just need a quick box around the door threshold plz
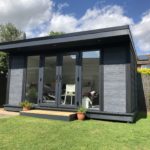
[35,106,76,112]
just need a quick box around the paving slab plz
[0,108,19,118]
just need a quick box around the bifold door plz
[38,55,58,107]
[38,53,80,108]
[58,53,78,108]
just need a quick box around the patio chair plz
[63,84,75,105]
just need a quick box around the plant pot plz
[23,107,31,111]
[77,112,85,120]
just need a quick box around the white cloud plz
[48,13,77,33]
[133,10,150,53]
[77,5,133,31]
[0,0,54,37]
[0,0,150,53]
[47,5,133,33]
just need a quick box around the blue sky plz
[0,0,150,55]
[54,0,150,23]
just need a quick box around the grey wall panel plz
[103,64,126,113]
[103,46,127,113]
[8,56,24,105]
[103,46,127,64]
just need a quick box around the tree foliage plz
[137,68,150,75]
[0,52,7,74]
[0,23,25,42]
[49,31,64,36]
[0,23,25,75]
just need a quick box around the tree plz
[0,52,7,74]
[0,23,25,42]
[49,31,64,36]
[0,23,25,75]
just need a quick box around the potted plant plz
[77,106,87,120]
[20,100,32,111]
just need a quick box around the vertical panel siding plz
[103,46,127,113]
[104,65,126,112]
[8,56,24,105]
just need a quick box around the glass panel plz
[42,56,56,105]
[61,55,76,106]
[26,56,39,103]
[82,51,100,110]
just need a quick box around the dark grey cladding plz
[8,56,24,105]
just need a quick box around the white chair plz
[63,84,75,105]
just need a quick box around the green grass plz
[0,114,150,150]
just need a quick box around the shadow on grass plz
[135,111,147,122]
[136,73,148,122]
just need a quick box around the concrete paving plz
[0,108,19,118]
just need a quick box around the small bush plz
[137,68,150,75]
[20,100,32,108]
[77,106,87,113]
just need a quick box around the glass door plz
[59,54,77,108]
[82,50,100,111]
[41,56,57,106]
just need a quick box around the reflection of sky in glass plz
[83,51,100,58]
[70,50,100,59]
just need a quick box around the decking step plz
[20,109,77,121]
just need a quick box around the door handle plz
[56,75,59,82]
[59,75,62,81]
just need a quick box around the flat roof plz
[0,25,137,57]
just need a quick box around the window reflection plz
[61,55,76,105]
[26,56,39,103]
[82,51,100,110]
[42,56,56,104]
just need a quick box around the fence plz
[137,74,150,111]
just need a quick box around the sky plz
[0,0,150,55]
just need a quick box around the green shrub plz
[20,100,32,108]
[137,68,150,75]
[77,106,87,113]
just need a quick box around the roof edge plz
[0,25,130,46]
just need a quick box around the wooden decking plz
[20,109,77,121]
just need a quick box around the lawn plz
[0,114,150,150]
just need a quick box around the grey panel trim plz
[0,29,130,50]
[86,113,135,122]
[4,105,22,112]
[21,56,27,102]
[128,27,138,59]
[5,56,11,104]
[38,55,44,104]
[75,66,79,106]
[126,64,131,113]
[77,66,82,106]
[57,66,62,106]
[99,65,104,111]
